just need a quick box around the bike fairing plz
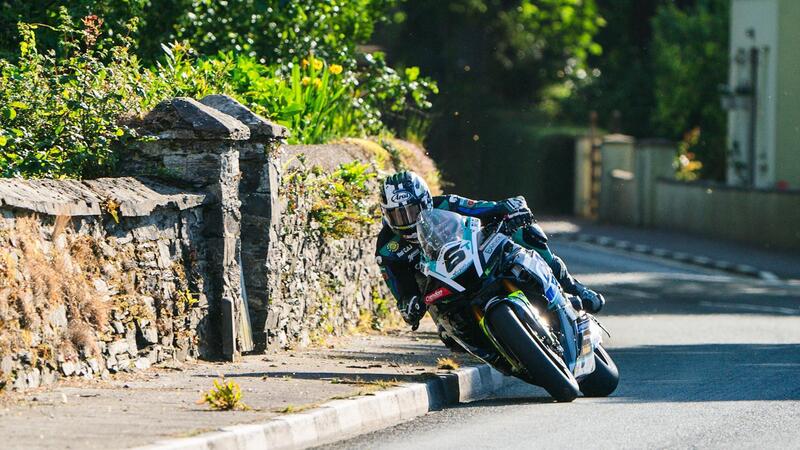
[375,194,598,318]
[412,209,615,400]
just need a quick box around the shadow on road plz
[597,276,800,317]
[477,343,800,406]
[608,343,800,402]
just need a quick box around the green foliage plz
[0,9,436,178]
[379,0,603,103]
[310,161,378,238]
[152,46,394,144]
[651,0,729,180]
[374,0,603,195]
[174,0,400,65]
[561,0,730,180]
[360,53,438,141]
[0,15,146,178]
[0,0,152,59]
[199,377,249,411]
[557,0,661,136]
[284,156,379,239]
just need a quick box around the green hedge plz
[0,9,436,179]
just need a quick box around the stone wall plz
[262,140,441,349]
[122,96,287,357]
[0,178,210,389]
[0,95,439,389]
[265,143,382,349]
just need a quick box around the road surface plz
[322,241,800,449]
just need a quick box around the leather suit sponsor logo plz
[480,233,504,259]
[424,286,453,305]
[397,244,414,256]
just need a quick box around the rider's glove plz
[501,197,533,231]
[578,287,605,313]
[401,296,426,329]
[505,209,533,231]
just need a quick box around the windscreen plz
[416,209,464,259]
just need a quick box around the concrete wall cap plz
[0,177,207,217]
[136,97,250,141]
[200,94,289,140]
[603,134,636,144]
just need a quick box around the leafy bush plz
[151,46,381,144]
[0,17,148,178]
[173,0,400,66]
[0,11,437,178]
[378,0,604,103]
[0,0,152,59]
[154,45,435,145]
[360,53,438,142]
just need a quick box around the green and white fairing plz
[415,208,603,381]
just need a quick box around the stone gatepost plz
[199,95,288,351]
[599,134,637,224]
[125,97,251,360]
[635,139,676,227]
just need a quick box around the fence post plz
[573,136,594,218]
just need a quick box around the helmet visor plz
[385,203,423,230]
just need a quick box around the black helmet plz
[380,171,433,242]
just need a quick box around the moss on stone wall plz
[265,139,439,350]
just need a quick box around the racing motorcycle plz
[416,209,619,402]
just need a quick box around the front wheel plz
[486,304,580,402]
[579,344,619,397]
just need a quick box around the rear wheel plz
[578,344,619,397]
[487,304,580,402]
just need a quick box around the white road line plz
[698,301,800,315]
[578,272,737,286]
[602,286,658,299]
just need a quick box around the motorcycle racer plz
[375,171,605,334]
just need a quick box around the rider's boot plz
[575,283,605,313]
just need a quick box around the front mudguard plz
[484,293,553,345]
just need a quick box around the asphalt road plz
[322,241,800,449]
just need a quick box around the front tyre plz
[578,344,619,397]
[487,304,580,402]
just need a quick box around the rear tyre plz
[578,344,619,397]
[487,304,580,402]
